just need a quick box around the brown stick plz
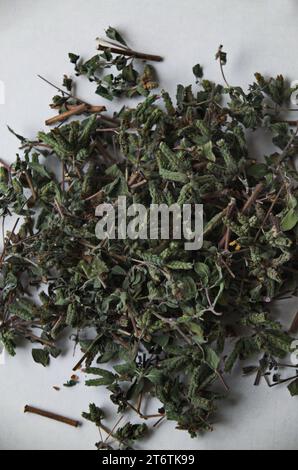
[38,74,118,126]
[220,199,236,250]
[24,405,80,428]
[83,189,103,202]
[98,114,120,125]
[24,171,37,202]
[289,311,298,334]
[54,198,64,218]
[66,104,106,113]
[241,183,264,214]
[130,179,147,189]
[128,172,140,186]
[111,332,130,350]
[45,104,106,126]
[97,44,163,62]
[20,142,51,150]
[72,335,101,371]
[254,184,283,241]
[17,328,56,348]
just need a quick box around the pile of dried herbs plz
[1,27,298,449]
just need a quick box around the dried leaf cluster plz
[1,27,298,449]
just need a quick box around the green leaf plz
[158,167,188,183]
[204,346,220,371]
[146,368,165,385]
[247,163,268,178]
[82,403,104,426]
[85,378,112,387]
[176,84,184,108]
[68,53,80,64]
[194,262,210,286]
[7,125,26,143]
[0,331,16,356]
[114,362,136,378]
[122,64,138,82]
[203,209,226,236]
[188,321,204,339]
[281,208,298,231]
[201,141,215,162]
[153,335,170,348]
[32,349,50,367]
[224,340,242,372]
[95,85,113,101]
[115,422,148,443]
[29,156,52,179]
[105,26,127,47]
[192,395,213,412]
[264,330,292,356]
[166,261,193,270]
[85,367,116,385]
[192,64,203,79]
[9,298,36,321]
[288,378,298,396]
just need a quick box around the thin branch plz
[45,103,106,126]
[254,184,284,241]
[289,311,298,334]
[152,311,192,344]
[37,74,89,106]
[24,171,37,202]
[24,405,80,428]
[72,335,101,371]
[97,41,163,62]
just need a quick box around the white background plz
[0,0,298,450]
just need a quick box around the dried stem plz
[289,311,298,334]
[24,405,80,427]
[83,189,103,202]
[16,328,55,348]
[152,311,192,345]
[101,415,124,447]
[0,218,20,267]
[72,334,101,371]
[126,401,164,420]
[242,183,264,214]
[45,103,106,126]
[37,74,90,107]
[97,42,163,62]
[254,184,284,241]
[24,171,37,201]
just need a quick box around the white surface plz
[0,0,298,450]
